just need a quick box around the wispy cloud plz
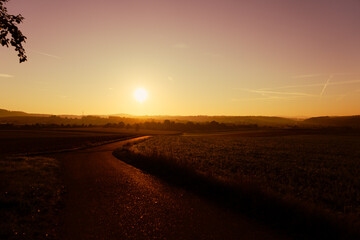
[262,83,323,90]
[30,50,61,59]
[261,79,360,91]
[235,75,360,102]
[291,72,354,79]
[234,88,317,102]
[173,43,189,49]
[335,94,347,102]
[239,88,316,97]
[231,95,299,102]
[0,73,14,78]
[248,89,316,97]
[292,74,324,79]
[328,79,360,86]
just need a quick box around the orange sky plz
[1,0,360,116]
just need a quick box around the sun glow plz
[134,88,148,103]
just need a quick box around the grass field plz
[0,128,179,156]
[0,128,173,239]
[130,133,360,216]
[0,156,61,239]
[0,128,136,156]
[117,131,360,238]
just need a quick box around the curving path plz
[57,136,289,240]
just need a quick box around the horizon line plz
[1,108,360,119]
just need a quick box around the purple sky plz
[1,0,360,116]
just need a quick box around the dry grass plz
[117,133,360,239]
[0,128,177,239]
[0,130,139,156]
[0,156,62,240]
[131,134,360,217]
[0,128,179,156]
[0,129,145,239]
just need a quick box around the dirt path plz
[57,136,289,240]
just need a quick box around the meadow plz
[121,131,360,237]
[0,128,165,239]
[0,128,142,156]
[0,156,61,239]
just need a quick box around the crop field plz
[0,128,154,239]
[0,128,177,156]
[130,133,360,218]
[0,156,61,239]
[0,129,136,156]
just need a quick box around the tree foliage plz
[0,0,27,62]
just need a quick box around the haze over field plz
[1,0,360,116]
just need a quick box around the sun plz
[134,88,148,103]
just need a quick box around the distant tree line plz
[0,119,259,131]
[0,115,130,126]
[104,120,258,131]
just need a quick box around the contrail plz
[235,78,360,100]
[30,49,61,59]
[320,75,333,96]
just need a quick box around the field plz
[2,127,359,238]
[128,132,360,221]
[0,128,174,239]
[0,156,61,239]
[0,128,179,156]
[0,129,134,157]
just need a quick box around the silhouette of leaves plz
[0,0,27,63]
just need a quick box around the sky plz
[1,0,360,116]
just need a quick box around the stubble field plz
[0,128,158,239]
[130,133,360,218]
